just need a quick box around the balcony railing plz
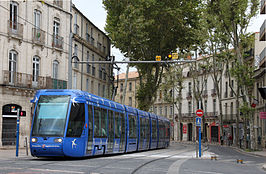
[7,20,23,39]
[2,70,67,89]
[52,34,63,49]
[32,27,45,45]
[261,0,265,14]
[260,19,266,41]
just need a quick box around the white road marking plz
[29,168,85,174]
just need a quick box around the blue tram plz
[30,89,170,157]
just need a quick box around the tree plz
[204,0,259,148]
[103,0,202,110]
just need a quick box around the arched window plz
[32,56,40,82]
[9,50,17,83]
[53,60,59,79]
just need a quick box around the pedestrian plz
[220,135,223,145]
[229,134,232,146]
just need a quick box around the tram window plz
[115,112,120,138]
[66,103,85,137]
[152,119,157,139]
[101,109,107,137]
[94,107,101,137]
[129,115,137,139]
[108,110,114,138]
[88,105,93,142]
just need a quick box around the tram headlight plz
[54,138,63,143]
[31,138,38,143]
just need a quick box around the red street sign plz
[196,109,204,117]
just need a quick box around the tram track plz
[130,147,194,174]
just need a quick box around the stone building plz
[0,0,112,147]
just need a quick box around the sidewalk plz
[0,148,31,160]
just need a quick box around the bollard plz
[25,137,28,156]
[237,159,243,164]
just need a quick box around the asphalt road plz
[0,143,265,174]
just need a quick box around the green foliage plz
[103,0,202,110]
[240,102,255,120]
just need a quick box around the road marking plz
[29,168,85,174]
[183,169,223,174]
[167,158,188,174]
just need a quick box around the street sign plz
[196,109,204,117]
[172,53,178,60]
[156,55,161,61]
[196,117,201,126]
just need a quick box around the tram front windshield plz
[32,95,70,137]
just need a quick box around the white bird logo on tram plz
[72,139,77,149]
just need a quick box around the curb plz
[262,164,266,171]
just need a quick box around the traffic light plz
[167,53,172,60]
[20,111,26,117]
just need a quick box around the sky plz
[72,0,265,73]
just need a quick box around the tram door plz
[65,103,87,157]
[107,110,114,153]
[86,105,93,155]
[119,113,126,152]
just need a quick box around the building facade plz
[0,0,112,147]
[71,6,112,98]
[114,71,139,108]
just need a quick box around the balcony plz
[7,20,23,40]
[52,34,63,49]
[261,0,265,14]
[32,27,45,46]
[211,89,217,97]
[2,70,67,89]
[186,92,192,100]
[260,19,266,41]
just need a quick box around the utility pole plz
[68,0,73,89]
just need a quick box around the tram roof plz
[137,109,149,118]
[124,105,138,115]
[32,89,125,111]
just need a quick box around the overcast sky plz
[72,0,265,73]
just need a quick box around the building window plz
[165,106,168,117]
[213,99,216,113]
[73,72,77,89]
[92,54,95,76]
[225,81,228,98]
[10,2,18,30]
[230,102,233,120]
[188,101,192,115]
[53,0,63,8]
[230,80,234,97]
[98,83,101,96]
[154,107,157,114]
[204,100,207,113]
[129,97,132,106]
[102,85,105,98]
[120,83,123,92]
[86,51,90,73]
[129,82,132,91]
[188,82,192,93]
[34,10,41,29]
[224,103,228,119]
[159,106,162,115]
[53,18,60,36]
[86,78,89,92]
[32,56,40,82]
[91,80,94,94]
[52,60,59,79]
[9,50,17,83]
[74,44,78,69]
[170,106,173,115]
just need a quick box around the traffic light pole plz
[74,60,196,64]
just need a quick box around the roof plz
[115,71,139,80]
